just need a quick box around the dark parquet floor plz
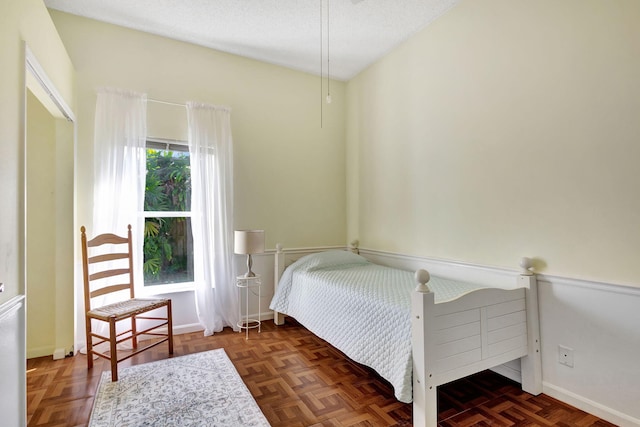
[27,319,616,426]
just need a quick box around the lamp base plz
[243,254,256,278]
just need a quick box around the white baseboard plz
[80,317,280,349]
[142,316,276,340]
[257,311,274,321]
[78,323,206,350]
[172,323,205,335]
[169,316,275,335]
[27,345,73,359]
[543,382,640,427]
[53,348,67,360]
[138,322,203,341]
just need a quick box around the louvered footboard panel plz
[486,298,527,358]
[430,288,528,382]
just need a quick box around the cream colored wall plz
[49,11,347,252]
[26,89,57,357]
[54,116,75,355]
[0,0,75,305]
[347,0,640,286]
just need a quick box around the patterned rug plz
[89,349,270,426]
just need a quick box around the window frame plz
[141,138,195,295]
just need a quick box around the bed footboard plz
[411,260,542,427]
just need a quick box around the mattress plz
[269,250,487,403]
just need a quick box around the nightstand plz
[236,274,261,339]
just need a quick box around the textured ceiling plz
[45,0,459,81]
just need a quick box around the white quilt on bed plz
[269,251,487,403]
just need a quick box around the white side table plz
[236,274,261,340]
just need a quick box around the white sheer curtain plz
[92,88,147,275]
[187,102,237,336]
[82,88,147,352]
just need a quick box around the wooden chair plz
[81,224,173,381]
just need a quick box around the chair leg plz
[109,317,118,382]
[85,316,93,370]
[167,301,174,355]
[131,314,138,349]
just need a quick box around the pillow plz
[292,250,370,272]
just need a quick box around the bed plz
[270,247,542,427]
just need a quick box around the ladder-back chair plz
[81,225,173,381]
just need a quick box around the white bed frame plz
[273,245,542,427]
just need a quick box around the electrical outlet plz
[558,345,574,367]
[0,282,4,293]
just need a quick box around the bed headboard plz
[273,242,358,277]
[273,243,356,324]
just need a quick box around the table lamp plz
[234,230,265,278]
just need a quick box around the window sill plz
[138,281,195,296]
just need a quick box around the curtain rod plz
[148,97,231,113]
[148,97,186,108]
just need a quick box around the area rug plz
[89,349,270,427]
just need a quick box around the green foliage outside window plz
[144,149,193,285]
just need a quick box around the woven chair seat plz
[88,298,170,322]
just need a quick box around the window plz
[143,139,194,288]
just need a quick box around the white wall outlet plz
[0,282,4,293]
[558,345,574,367]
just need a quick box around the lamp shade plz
[234,230,265,255]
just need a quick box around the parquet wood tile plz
[27,319,617,426]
